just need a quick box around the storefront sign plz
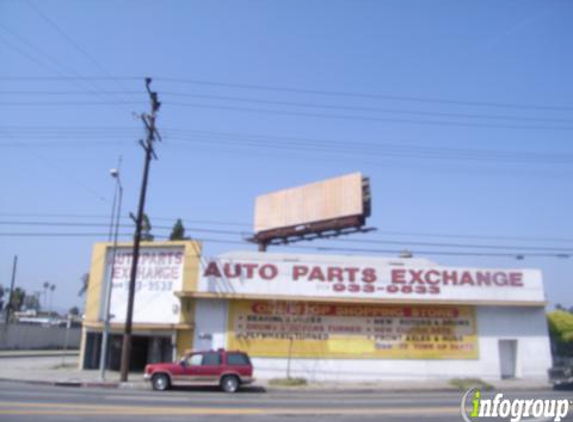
[227,301,478,359]
[105,246,184,324]
[199,256,544,304]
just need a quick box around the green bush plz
[268,377,308,387]
[548,311,573,343]
[449,378,494,391]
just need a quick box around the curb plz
[0,377,140,390]
[259,382,554,394]
[0,377,553,393]
[264,386,458,394]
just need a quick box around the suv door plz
[197,352,222,385]
[177,353,203,385]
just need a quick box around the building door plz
[499,340,518,379]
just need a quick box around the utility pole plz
[4,255,18,325]
[119,78,161,382]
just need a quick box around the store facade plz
[81,243,551,381]
[188,251,551,381]
[80,241,200,370]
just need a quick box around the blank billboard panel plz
[254,172,366,233]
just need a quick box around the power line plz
[163,93,573,124]
[163,133,573,165]
[311,245,570,259]
[23,0,135,105]
[0,101,142,106]
[1,76,572,112]
[164,102,573,131]
[4,126,570,165]
[155,77,573,112]
[2,220,573,253]
[0,212,250,227]
[0,231,569,259]
[4,125,570,164]
[0,91,145,95]
[0,129,109,202]
[0,26,136,114]
[2,91,573,125]
[0,220,246,236]
[6,134,569,165]
[324,237,573,252]
[3,212,571,244]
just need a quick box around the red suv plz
[144,349,254,393]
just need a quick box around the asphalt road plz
[0,380,571,422]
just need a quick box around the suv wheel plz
[152,373,170,391]
[220,375,239,393]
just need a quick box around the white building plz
[81,242,551,381]
[186,251,551,382]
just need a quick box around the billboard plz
[227,300,478,359]
[198,254,545,305]
[104,246,184,324]
[254,172,370,235]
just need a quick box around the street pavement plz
[0,353,571,421]
[0,380,572,422]
[0,354,553,391]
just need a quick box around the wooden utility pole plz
[119,78,161,382]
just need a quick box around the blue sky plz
[0,0,572,313]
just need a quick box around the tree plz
[8,288,26,312]
[78,273,89,296]
[548,310,573,357]
[0,285,4,311]
[69,306,80,317]
[141,213,154,241]
[169,218,188,240]
[22,292,41,311]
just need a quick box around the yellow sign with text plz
[227,301,478,359]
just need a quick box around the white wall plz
[476,306,551,380]
[193,300,552,382]
[0,324,81,350]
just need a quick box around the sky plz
[0,0,572,314]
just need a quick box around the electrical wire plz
[2,126,571,165]
[2,220,573,253]
[163,102,573,131]
[2,91,573,125]
[1,76,572,111]
[3,212,571,244]
[23,0,136,106]
[0,26,137,115]
[0,231,569,259]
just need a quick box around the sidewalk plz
[0,353,553,392]
[0,353,129,388]
[0,349,79,359]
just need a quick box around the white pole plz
[100,161,122,380]
[62,315,72,366]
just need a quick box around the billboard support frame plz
[247,216,376,250]
[250,174,374,251]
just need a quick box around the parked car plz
[548,357,573,388]
[144,349,254,393]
